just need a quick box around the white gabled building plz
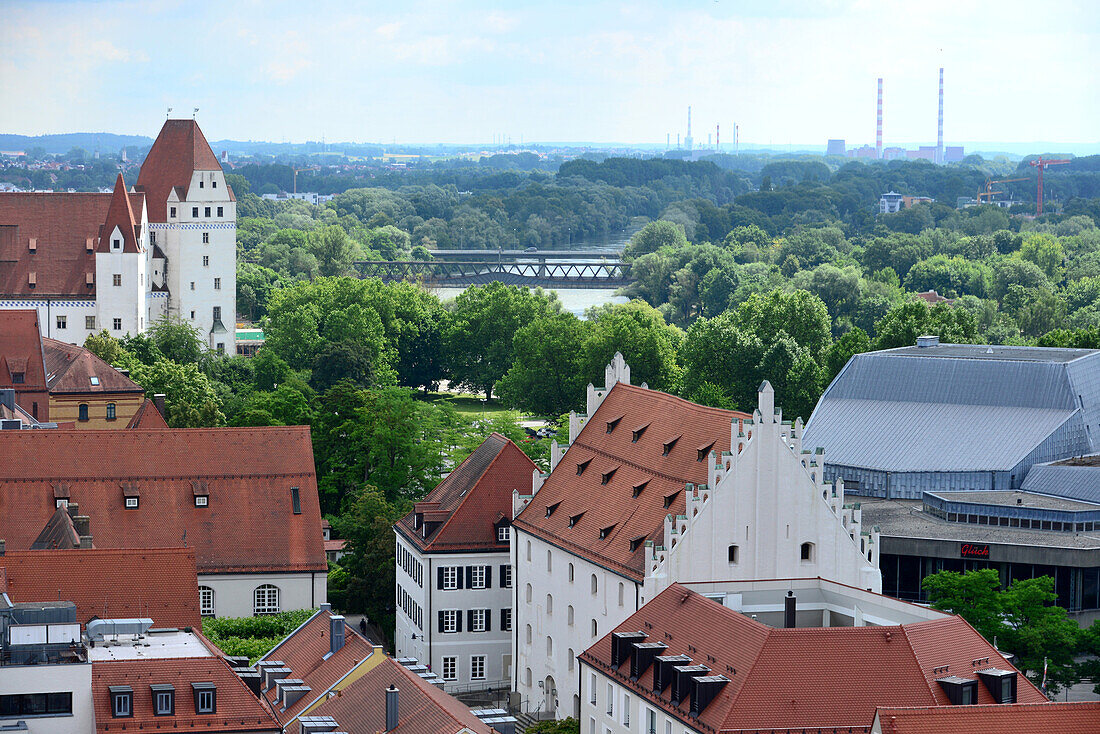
[510,356,881,719]
[393,433,536,692]
[0,119,236,351]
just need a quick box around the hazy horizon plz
[3,0,1097,148]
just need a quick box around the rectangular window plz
[503,565,512,588]
[204,207,211,217]
[192,207,199,217]
[203,255,209,266]
[0,692,73,717]
[78,403,89,421]
[195,495,208,507]
[113,274,122,286]
[471,655,486,680]
[199,587,214,616]
[589,673,597,705]
[170,206,176,218]
[441,610,459,633]
[217,206,223,216]
[470,609,487,632]
[214,277,221,290]
[11,372,23,384]
[154,689,174,716]
[190,310,196,319]
[498,525,510,542]
[199,179,204,189]
[194,688,215,714]
[112,238,121,250]
[213,180,218,188]
[106,403,116,420]
[86,316,96,330]
[216,342,225,353]
[213,306,221,321]
[606,683,614,715]
[647,709,657,734]
[621,693,630,726]
[113,318,122,331]
[111,690,132,717]
[442,657,457,681]
[125,497,139,509]
[190,281,195,290]
[56,315,66,329]
[202,232,209,244]
[291,486,301,514]
[442,567,458,590]
[469,566,486,589]
[150,231,156,245]
[501,608,512,631]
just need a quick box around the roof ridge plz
[424,436,520,545]
[259,607,329,662]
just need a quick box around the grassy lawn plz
[417,391,514,418]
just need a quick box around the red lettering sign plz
[960,543,990,558]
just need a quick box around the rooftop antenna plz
[193,107,199,119]
[166,107,173,118]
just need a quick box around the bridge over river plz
[356,249,631,288]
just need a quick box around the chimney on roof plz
[79,535,93,549]
[73,515,90,537]
[385,685,399,732]
[330,615,346,655]
[152,393,166,417]
[784,590,796,628]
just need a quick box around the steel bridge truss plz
[356,260,633,288]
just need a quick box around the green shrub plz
[202,608,316,663]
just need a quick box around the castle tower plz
[95,174,147,337]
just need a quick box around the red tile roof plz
[42,337,145,395]
[136,119,223,222]
[92,655,280,733]
[0,547,201,628]
[0,427,327,574]
[872,702,1100,734]
[0,191,144,296]
[292,655,496,734]
[126,398,170,429]
[0,309,48,418]
[512,384,748,579]
[396,433,536,553]
[97,173,141,253]
[258,608,378,720]
[579,583,1046,734]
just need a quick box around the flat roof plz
[87,629,213,661]
[861,499,1100,549]
[1052,455,1100,467]
[929,491,1100,511]
[883,344,1095,363]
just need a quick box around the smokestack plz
[385,685,399,731]
[784,590,796,628]
[876,77,883,159]
[937,67,944,164]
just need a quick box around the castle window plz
[170,206,176,217]
[112,238,121,251]
[213,306,222,321]
[217,206,223,216]
[212,180,218,189]
[204,207,211,217]
[113,274,122,286]
[192,207,198,217]
[800,542,814,562]
[728,545,739,564]
[203,255,209,266]
[214,278,221,290]
[86,316,96,330]
[56,315,67,330]
[202,232,209,244]
[113,318,122,330]
[150,231,155,245]
[199,179,204,188]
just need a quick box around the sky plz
[2,0,1098,147]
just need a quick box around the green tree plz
[237,262,284,321]
[624,220,688,259]
[128,360,226,427]
[252,348,292,391]
[824,327,871,382]
[584,300,683,393]
[444,282,559,400]
[147,315,204,365]
[736,289,832,358]
[309,225,358,277]
[681,311,765,411]
[922,569,1005,642]
[1016,233,1065,282]
[310,339,380,393]
[526,719,580,734]
[498,313,591,416]
[83,330,122,365]
[873,301,979,350]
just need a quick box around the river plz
[423,230,633,318]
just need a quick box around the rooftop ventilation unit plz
[85,618,153,641]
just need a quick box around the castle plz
[0,119,236,351]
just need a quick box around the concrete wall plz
[199,571,326,619]
[0,662,94,734]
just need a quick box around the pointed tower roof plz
[135,119,222,221]
[97,173,141,253]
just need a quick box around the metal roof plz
[882,344,1095,363]
[1021,461,1100,504]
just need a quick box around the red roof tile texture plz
[0,427,327,573]
[0,547,201,628]
[259,609,378,720]
[580,584,1046,734]
[92,656,280,733]
[293,655,496,734]
[0,309,48,419]
[512,384,748,579]
[42,337,144,395]
[0,190,144,296]
[872,702,1100,734]
[396,433,536,553]
[97,173,141,253]
[136,119,223,221]
[125,398,170,429]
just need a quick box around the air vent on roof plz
[601,467,618,485]
[630,641,667,680]
[606,416,622,433]
[576,459,591,475]
[663,435,680,456]
[664,489,681,509]
[568,512,584,528]
[632,481,648,498]
[545,502,561,519]
[599,524,616,540]
[610,631,647,667]
[632,424,649,443]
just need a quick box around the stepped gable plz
[512,383,747,579]
[0,191,144,296]
[126,398,170,428]
[395,433,537,552]
[96,173,141,253]
[580,584,1046,734]
[291,655,495,734]
[42,336,145,395]
[136,119,226,221]
[0,427,327,574]
[871,702,1100,734]
[1,547,200,628]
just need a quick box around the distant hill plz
[0,133,154,155]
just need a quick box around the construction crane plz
[977,177,1026,206]
[1028,157,1071,215]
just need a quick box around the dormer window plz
[151,684,175,716]
[112,238,121,251]
[629,536,646,552]
[192,683,216,714]
[576,459,591,475]
[195,495,208,507]
[664,489,681,509]
[291,486,301,514]
[599,524,616,540]
[632,424,649,443]
[10,372,24,385]
[90,376,100,386]
[697,441,716,462]
[568,512,584,528]
[125,497,139,509]
[632,481,648,498]
[601,467,618,485]
[606,416,622,433]
[663,435,680,456]
[170,206,176,218]
[109,686,133,717]
[545,501,561,518]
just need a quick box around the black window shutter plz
[500,608,507,629]
[499,565,506,586]
[465,566,474,588]
[438,611,445,632]
[485,609,492,632]
[467,610,474,631]
[484,566,492,589]
[437,567,444,589]
[456,611,463,633]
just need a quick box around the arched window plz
[590,619,598,638]
[547,549,553,573]
[198,586,215,617]
[525,583,532,603]
[567,605,575,626]
[546,636,553,656]
[526,624,532,644]
[591,574,598,595]
[546,594,553,614]
[253,584,280,615]
[728,545,739,564]
[526,540,531,562]
[800,542,815,562]
[618,582,624,606]
[568,648,575,671]
[525,668,532,687]
[568,563,575,582]
[78,403,89,421]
